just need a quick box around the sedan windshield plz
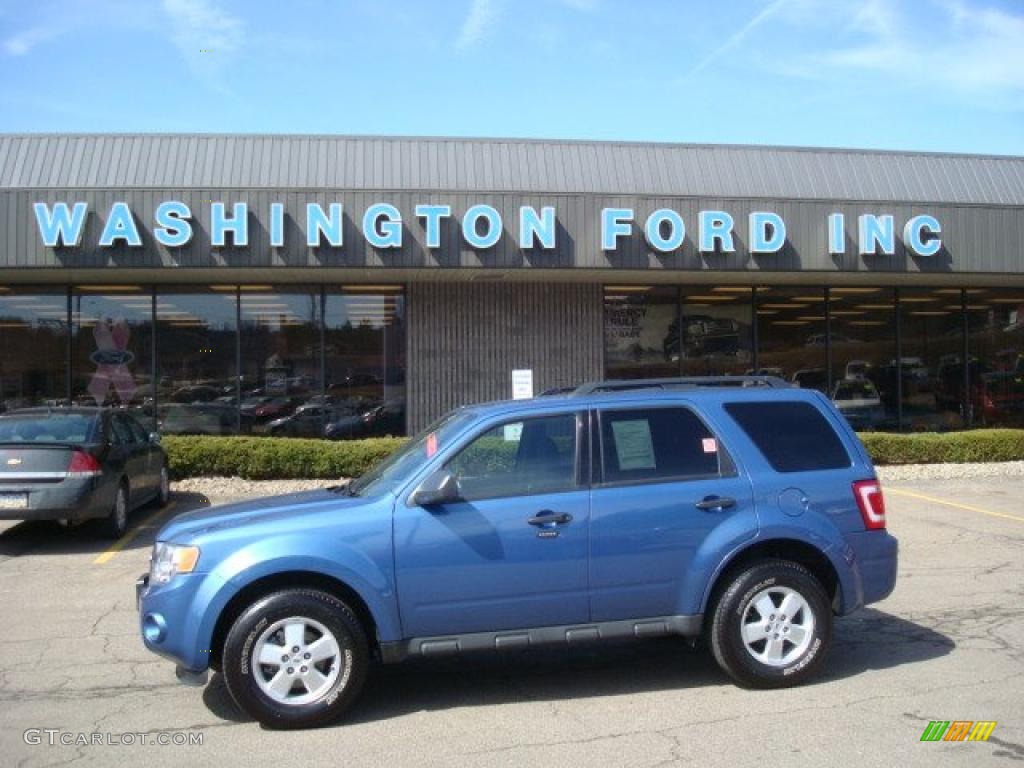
[347,409,477,497]
[0,413,99,443]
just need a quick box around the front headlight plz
[149,542,201,585]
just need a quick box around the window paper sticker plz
[702,437,718,453]
[503,423,523,442]
[426,432,438,457]
[611,419,657,471]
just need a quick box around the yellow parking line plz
[93,501,178,565]
[888,488,1024,524]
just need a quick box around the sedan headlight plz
[149,542,201,585]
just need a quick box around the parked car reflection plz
[832,379,884,430]
[324,399,405,440]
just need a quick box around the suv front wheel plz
[222,589,369,728]
[709,559,832,688]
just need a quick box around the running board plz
[379,614,702,664]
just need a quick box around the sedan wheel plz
[102,483,129,539]
[157,465,170,507]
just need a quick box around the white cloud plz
[456,0,500,50]
[3,23,65,56]
[814,0,1024,101]
[685,0,790,77]
[160,0,243,58]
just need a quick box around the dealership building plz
[1,133,1022,435]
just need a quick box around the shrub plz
[858,429,1024,465]
[162,435,408,480]
[161,429,1024,480]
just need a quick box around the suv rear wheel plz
[709,559,831,688]
[222,589,369,729]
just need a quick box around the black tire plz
[708,559,831,688]
[222,589,369,729]
[154,462,170,507]
[101,481,129,539]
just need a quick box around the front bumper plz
[136,573,148,609]
[137,569,224,674]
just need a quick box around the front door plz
[394,411,589,637]
[589,403,756,622]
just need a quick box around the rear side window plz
[725,401,850,473]
[599,407,725,484]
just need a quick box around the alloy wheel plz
[740,585,816,667]
[252,617,343,706]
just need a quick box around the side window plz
[599,407,723,485]
[447,413,579,500]
[110,415,136,445]
[724,401,851,473]
[126,416,149,444]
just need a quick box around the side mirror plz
[412,469,461,507]
[148,432,162,445]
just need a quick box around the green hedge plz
[162,429,1024,480]
[162,435,408,480]
[858,429,1024,465]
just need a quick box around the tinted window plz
[599,407,722,484]
[110,415,136,445]
[448,414,578,500]
[125,415,150,443]
[725,401,851,472]
[0,413,97,443]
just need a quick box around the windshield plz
[347,408,477,497]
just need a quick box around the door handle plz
[528,511,573,526]
[695,496,736,511]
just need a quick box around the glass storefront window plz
[72,286,154,426]
[900,288,965,431]
[154,287,239,435]
[239,287,322,436]
[755,287,827,391]
[679,287,753,376]
[828,288,896,430]
[966,289,1024,427]
[323,287,406,439]
[604,286,680,379]
[0,288,68,409]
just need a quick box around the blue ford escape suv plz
[137,377,897,729]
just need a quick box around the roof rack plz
[570,376,792,395]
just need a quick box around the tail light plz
[853,479,886,530]
[67,450,102,478]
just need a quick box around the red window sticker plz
[426,433,438,458]
[702,437,718,453]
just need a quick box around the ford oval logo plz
[90,349,135,367]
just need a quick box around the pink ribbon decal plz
[88,319,138,404]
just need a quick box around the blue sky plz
[1,0,1022,154]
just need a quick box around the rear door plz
[394,411,590,637]
[110,414,149,506]
[589,402,756,622]
[125,414,159,494]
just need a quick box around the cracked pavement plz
[1,478,1022,767]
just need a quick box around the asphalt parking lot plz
[1,478,1022,768]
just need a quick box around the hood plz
[157,487,372,543]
